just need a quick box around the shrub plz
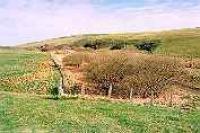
[134,39,161,53]
[64,51,189,98]
[78,38,110,50]
[85,53,128,96]
[85,53,186,98]
[120,56,185,98]
[40,44,54,52]
[110,42,125,50]
[83,41,98,50]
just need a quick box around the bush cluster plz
[73,37,157,51]
[76,38,110,50]
[134,39,161,53]
[63,51,192,98]
[85,53,186,98]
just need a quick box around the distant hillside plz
[0,46,12,49]
[19,28,200,58]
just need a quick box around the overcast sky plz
[0,0,200,46]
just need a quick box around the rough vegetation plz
[0,50,60,94]
[63,51,197,99]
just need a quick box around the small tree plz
[83,38,109,50]
[84,42,98,50]
[110,42,125,50]
[134,39,161,53]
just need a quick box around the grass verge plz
[0,91,199,132]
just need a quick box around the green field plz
[0,49,60,94]
[0,91,199,132]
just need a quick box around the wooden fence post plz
[108,83,113,98]
[130,88,133,99]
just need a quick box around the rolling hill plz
[20,28,200,58]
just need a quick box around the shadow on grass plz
[44,95,79,101]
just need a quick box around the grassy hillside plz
[20,28,200,58]
[0,91,199,132]
[155,28,200,58]
[0,49,60,94]
[1,28,200,132]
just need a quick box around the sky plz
[0,0,200,46]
